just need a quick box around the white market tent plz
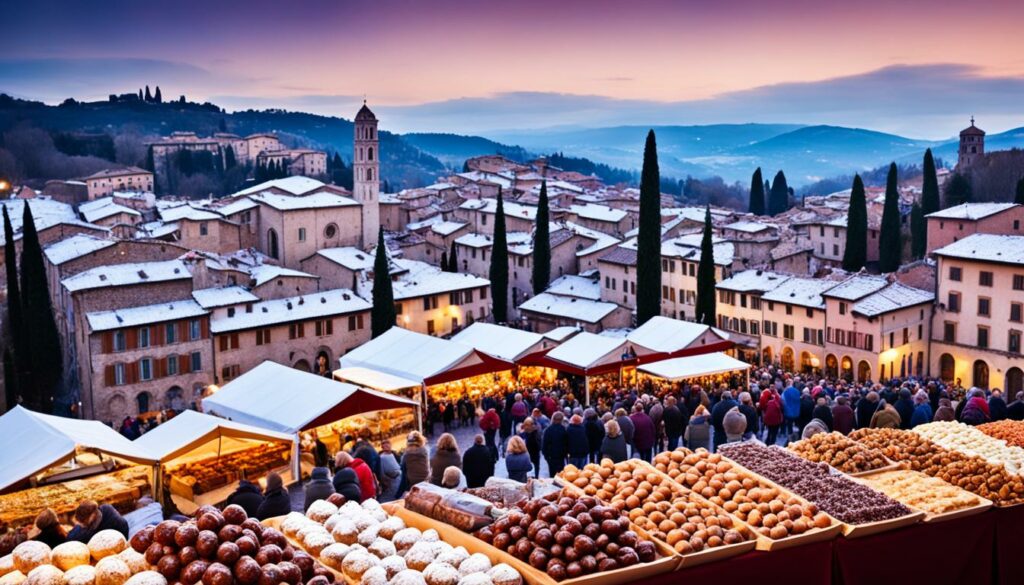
[0,406,157,492]
[539,332,628,376]
[626,316,733,361]
[202,360,420,434]
[450,322,555,362]
[133,409,294,462]
[637,352,751,381]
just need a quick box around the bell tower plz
[354,100,380,249]
[957,116,985,170]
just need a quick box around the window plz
[833,244,839,256]
[422,296,438,311]
[221,365,241,381]
[167,355,178,376]
[427,320,435,335]
[980,271,993,287]
[688,264,695,277]
[949,266,962,282]
[978,327,989,349]
[903,328,910,345]
[1012,303,1023,323]
[783,324,794,340]
[114,363,126,385]
[978,297,991,317]
[1014,275,1024,291]
[806,308,813,319]
[324,224,338,239]
[190,352,202,372]
[889,332,895,349]
[189,319,201,340]
[785,305,792,316]
[199,222,208,236]
[348,314,364,331]
[288,323,305,339]
[839,302,847,315]
[139,358,153,381]
[947,292,960,313]
[395,303,403,314]
[298,227,307,242]
[1010,331,1022,354]
[943,322,956,343]
[256,329,271,345]
[750,321,759,335]
[165,323,177,344]
[315,319,334,336]
[114,331,127,352]
[751,297,761,310]
[138,327,150,348]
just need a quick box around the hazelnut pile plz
[858,469,984,515]
[978,420,1024,448]
[561,460,684,513]
[719,443,912,525]
[788,432,890,474]
[914,422,1024,474]
[654,449,832,540]
[850,428,1024,505]
[473,490,658,581]
[129,504,334,585]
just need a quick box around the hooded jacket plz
[303,467,335,511]
[332,467,363,502]
[350,458,377,501]
[462,443,495,488]
[542,422,569,460]
[226,480,264,519]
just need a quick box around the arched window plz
[136,392,150,414]
[368,147,374,161]
[857,360,871,383]
[367,168,374,181]
[825,354,838,379]
[973,360,990,389]
[267,229,279,259]
[1007,367,1024,395]
[940,353,955,382]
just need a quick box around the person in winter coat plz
[31,509,67,548]
[505,436,534,483]
[67,500,129,543]
[960,391,991,426]
[781,384,801,436]
[583,409,605,464]
[337,451,377,502]
[797,391,815,434]
[711,391,739,451]
[831,396,855,435]
[332,454,364,502]
[498,403,513,458]
[226,479,264,518]
[737,393,758,440]
[723,408,747,443]
[894,389,915,430]
[600,419,628,463]
[479,408,501,462]
[614,408,635,458]
[566,415,590,468]
[542,412,569,477]
[933,397,956,422]
[801,418,829,440]
[856,392,880,429]
[910,393,934,428]
[870,400,901,429]
[351,436,380,480]
[378,440,402,501]
[510,393,529,429]
[989,390,1008,422]
[663,396,687,450]
[303,467,335,511]
[1008,392,1024,421]
[647,399,664,453]
[463,435,495,488]
[255,473,292,521]
[762,392,784,445]
[811,397,833,432]
[629,403,657,462]
[518,418,542,479]
[429,433,462,486]
[401,431,431,490]
[687,404,712,451]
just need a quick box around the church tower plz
[354,101,380,249]
[957,116,985,170]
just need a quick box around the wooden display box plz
[849,469,995,524]
[261,517,350,584]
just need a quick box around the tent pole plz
[585,376,590,407]
[292,436,301,484]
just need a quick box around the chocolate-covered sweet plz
[175,524,200,548]
[196,513,224,533]
[178,546,199,566]
[254,545,281,566]
[217,525,242,543]
[181,560,210,585]
[277,561,301,585]
[221,505,247,526]
[215,542,240,566]
[202,562,232,585]
[157,554,182,580]
[195,531,219,559]
[131,526,155,553]
[233,557,260,585]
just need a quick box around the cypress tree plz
[922,148,940,214]
[695,207,717,327]
[532,180,551,294]
[440,251,449,273]
[489,189,510,323]
[910,202,926,259]
[768,171,789,215]
[1015,177,1024,205]
[842,174,868,272]
[154,86,162,103]
[370,227,395,338]
[636,130,662,326]
[225,145,236,169]
[19,203,63,411]
[3,348,16,411]
[138,88,143,101]
[144,85,152,102]
[764,179,771,199]
[748,168,765,216]
[3,206,26,401]
[944,173,972,207]
[448,240,458,273]
[218,118,227,133]
[878,163,902,273]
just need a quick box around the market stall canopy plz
[450,323,555,362]
[637,352,750,381]
[626,316,733,363]
[202,361,420,434]
[536,331,630,376]
[133,410,294,462]
[336,326,510,388]
[0,406,157,492]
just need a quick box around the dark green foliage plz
[748,168,765,215]
[768,171,789,215]
[224,145,237,169]
[489,189,510,323]
[945,173,973,207]
[3,348,17,412]
[154,86,162,103]
[19,203,63,411]
[922,148,940,214]
[1015,177,1024,205]
[371,227,395,338]
[878,163,902,273]
[695,207,717,327]
[218,118,227,133]
[3,206,26,406]
[532,180,551,294]
[636,130,662,326]
[842,174,868,272]
[911,203,926,259]
[440,251,449,272]
[144,86,152,102]
[545,152,637,185]
[448,240,458,273]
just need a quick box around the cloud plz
[209,93,365,116]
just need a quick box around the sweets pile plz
[978,420,1024,449]
[787,432,890,475]
[856,470,985,515]
[168,445,289,494]
[913,422,1024,475]
[0,529,154,585]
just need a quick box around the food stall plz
[533,332,635,405]
[450,323,563,396]
[202,360,421,477]
[132,410,295,514]
[636,352,751,391]
[0,406,157,526]
[625,316,734,363]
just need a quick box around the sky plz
[1,0,1023,138]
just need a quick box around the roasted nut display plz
[787,432,890,474]
[654,449,831,540]
[857,470,984,515]
[473,488,660,580]
[719,443,912,525]
[913,422,1024,474]
[561,459,751,554]
[849,428,1024,505]
[978,420,1024,448]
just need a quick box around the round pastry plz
[12,543,51,575]
[457,575,492,585]
[378,556,406,580]
[340,551,378,582]
[62,565,97,585]
[360,499,382,511]
[88,531,128,561]
[94,556,131,585]
[390,528,421,554]
[306,501,339,524]
[339,502,362,515]
[351,514,377,534]
[367,539,396,560]
[435,548,468,569]
[359,566,388,585]
[303,533,336,557]
[357,526,381,548]
[402,543,438,572]
[390,570,426,585]
[297,524,329,545]
[0,556,14,578]
[486,564,520,585]
[421,530,439,544]
[24,565,62,585]
[366,509,388,523]
[116,549,147,575]
[330,520,358,545]
[123,572,167,585]
[50,543,89,572]
[0,571,25,585]
[457,555,491,577]
[318,544,352,571]
[280,513,309,537]
[376,518,406,541]
[323,515,344,534]
[422,563,459,585]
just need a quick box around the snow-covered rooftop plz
[62,260,191,293]
[723,220,773,234]
[564,221,621,257]
[213,197,259,216]
[760,277,836,309]
[518,292,619,323]
[191,286,260,309]
[87,299,207,332]
[823,275,889,301]
[852,283,934,317]
[543,326,581,342]
[386,259,489,300]
[250,191,358,211]
[314,247,376,271]
[135,221,180,239]
[546,275,601,301]
[455,233,494,248]
[158,203,223,222]
[451,323,547,361]
[459,198,538,221]
[0,198,78,246]
[78,197,141,223]
[234,176,326,197]
[933,234,1024,266]
[211,288,370,334]
[716,269,790,293]
[569,203,627,223]
[926,203,1018,221]
[430,221,468,237]
[249,264,319,287]
[43,234,115,266]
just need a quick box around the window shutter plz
[104,365,115,386]
[200,318,210,339]
[326,320,333,335]
[126,328,138,350]
[231,333,239,348]
[178,322,188,342]
[155,358,166,378]
[154,324,165,346]
[127,362,139,384]
[179,354,189,374]
[101,332,113,353]
[219,336,228,352]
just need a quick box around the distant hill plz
[401,133,533,168]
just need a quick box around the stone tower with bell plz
[354,101,380,249]
[957,116,985,171]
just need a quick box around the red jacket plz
[540,396,557,417]
[479,409,500,432]
[350,458,377,501]
[763,396,784,427]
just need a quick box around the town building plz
[957,118,985,170]
[759,276,834,372]
[354,103,381,251]
[924,203,1023,254]
[715,270,790,363]
[81,167,154,199]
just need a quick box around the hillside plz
[401,133,533,168]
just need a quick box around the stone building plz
[925,203,1023,255]
[354,103,381,250]
[81,167,154,200]
[957,118,985,170]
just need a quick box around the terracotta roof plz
[355,103,376,121]
[598,246,638,266]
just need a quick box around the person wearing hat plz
[255,472,291,520]
[711,391,738,451]
[566,414,590,468]
[303,467,335,511]
[933,397,956,422]
[723,407,747,443]
[894,389,915,430]
[831,395,855,435]
[463,434,495,488]
[856,391,880,429]
[801,418,829,439]
[226,474,265,518]
[910,392,934,428]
